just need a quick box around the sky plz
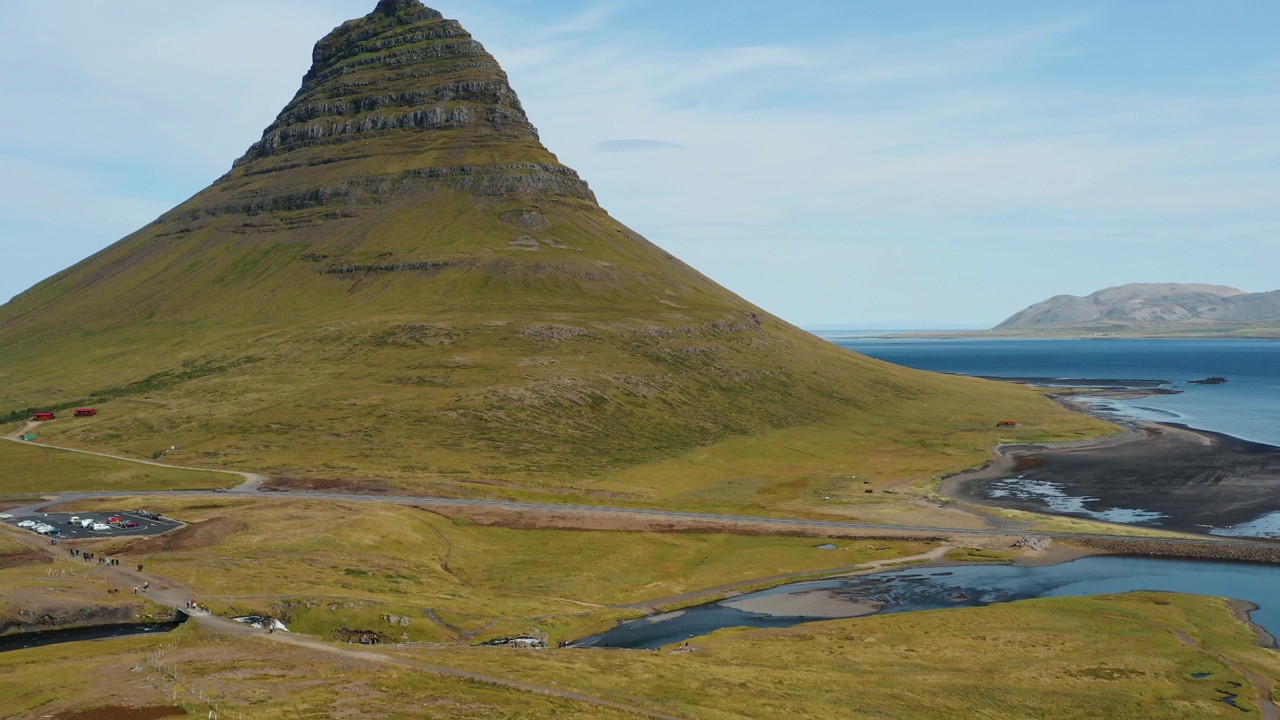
[1,0,1278,328]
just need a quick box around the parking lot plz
[2,511,183,539]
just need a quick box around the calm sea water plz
[822,336,1280,448]
[820,335,1280,536]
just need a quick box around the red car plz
[120,521,140,528]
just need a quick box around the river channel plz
[577,556,1280,650]
[0,614,188,653]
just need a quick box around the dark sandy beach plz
[943,400,1280,535]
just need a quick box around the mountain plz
[996,284,1280,334]
[0,1,1068,490]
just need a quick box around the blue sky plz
[1,0,1277,327]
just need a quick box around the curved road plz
[3,428,1278,717]
[0,526,684,720]
[4,427,1280,551]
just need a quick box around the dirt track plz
[0,524,685,720]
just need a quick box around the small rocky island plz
[1189,376,1229,385]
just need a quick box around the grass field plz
[0,625,636,719]
[0,528,172,637]
[7,498,1278,718]
[2,592,1274,719]
[409,593,1280,719]
[58,497,934,643]
[0,440,234,495]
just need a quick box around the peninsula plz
[993,283,1280,337]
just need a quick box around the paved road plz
[5,427,1280,552]
[0,527,685,720]
[3,433,1278,717]
[7,486,1280,553]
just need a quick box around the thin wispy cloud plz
[1,0,1277,324]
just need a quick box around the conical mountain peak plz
[0,4,1025,486]
[374,0,435,17]
[242,2,543,171]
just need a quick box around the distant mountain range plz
[995,284,1280,335]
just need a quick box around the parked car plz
[0,513,13,519]
[17,520,36,528]
[120,521,140,528]
[68,516,81,524]
[91,522,112,532]
[79,519,96,528]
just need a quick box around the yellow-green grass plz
[3,321,1108,484]
[409,593,1280,720]
[585,386,1112,516]
[944,547,1015,563]
[0,440,232,495]
[75,497,933,642]
[0,531,27,555]
[0,574,171,636]
[0,625,635,719]
[6,594,1278,719]
[0,538,172,635]
[0,0,1114,518]
[9,364,1114,522]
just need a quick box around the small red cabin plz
[996,420,1019,428]
[74,408,97,417]
[32,412,55,422]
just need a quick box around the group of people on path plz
[62,547,153,594]
[65,548,122,566]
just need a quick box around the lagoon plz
[579,556,1280,649]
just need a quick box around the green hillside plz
[0,0,1108,500]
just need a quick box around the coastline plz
[942,387,1280,539]
[1228,599,1278,651]
[854,329,1280,340]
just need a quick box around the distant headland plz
[890,283,1280,339]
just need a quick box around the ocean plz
[818,335,1280,537]
[822,336,1280,448]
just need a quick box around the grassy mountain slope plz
[0,1,1107,499]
